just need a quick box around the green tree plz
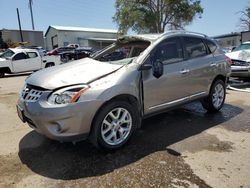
[113,0,203,34]
[238,7,250,31]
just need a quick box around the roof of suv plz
[121,30,208,42]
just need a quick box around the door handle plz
[180,69,190,74]
[210,63,217,67]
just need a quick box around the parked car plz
[226,42,250,79]
[27,46,47,56]
[60,47,95,63]
[47,46,75,56]
[221,47,233,54]
[0,48,61,78]
[17,31,231,150]
[67,44,80,48]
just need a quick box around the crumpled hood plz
[226,50,250,62]
[26,58,123,90]
[0,58,7,62]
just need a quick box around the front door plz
[12,52,40,72]
[12,52,30,73]
[142,37,189,115]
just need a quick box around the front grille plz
[231,60,248,66]
[21,84,45,102]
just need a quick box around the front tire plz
[202,79,226,113]
[90,101,139,151]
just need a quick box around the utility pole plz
[29,0,35,30]
[16,8,24,42]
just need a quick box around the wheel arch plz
[89,94,141,137]
[0,67,11,74]
[45,62,55,67]
[207,74,227,93]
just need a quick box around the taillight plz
[225,56,232,66]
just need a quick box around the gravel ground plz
[0,74,249,188]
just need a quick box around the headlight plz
[48,85,90,105]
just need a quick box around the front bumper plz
[17,91,103,142]
[231,65,250,78]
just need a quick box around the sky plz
[0,0,249,37]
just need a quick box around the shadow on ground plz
[18,102,243,180]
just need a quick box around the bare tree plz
[238,7,250,31]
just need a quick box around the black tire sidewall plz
[203,79,226,112]
[92,101,139,150]
[45,63,54,68]
[0,70,4,78]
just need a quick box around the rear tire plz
[0,70,5,78]
[90,100,139,151]
[45,63,54,68]
[202,79,226,113]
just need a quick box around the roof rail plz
[162,30,208,38]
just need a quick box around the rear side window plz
[184,37,207,59]
[27,52,38,58]
[13,53,27,61]
[205,40,217,53]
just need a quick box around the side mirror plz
[152,59,164,78]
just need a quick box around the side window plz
[13,53,27,61]
[131,47,146,57]
[205,40,217,53]
[152,37,183,64]
[184,37,207,59]
[27,52,38,58]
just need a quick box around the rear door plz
[183,36,216,97]
[26,52,41,70]
[142,37,190,114]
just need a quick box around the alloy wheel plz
[212,83,225,109]
[101,107,132,146]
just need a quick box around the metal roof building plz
[0,28,44,48]
[213,32,241,48]
[44,25,118,50]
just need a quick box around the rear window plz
[184,37,207,59]
[27,52,38,58]
[205,40,217,53]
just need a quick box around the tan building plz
[45,25,118,50]
[0,29,44,47]
[213,33,241,48]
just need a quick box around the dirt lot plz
[0,74,250,188]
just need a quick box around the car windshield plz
[0,49,15,59]
[92,40,150,64]
[233,43,250,51]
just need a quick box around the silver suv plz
[17,31,231,150]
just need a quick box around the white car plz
[0,48,62,78]
[226,42,250,79]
